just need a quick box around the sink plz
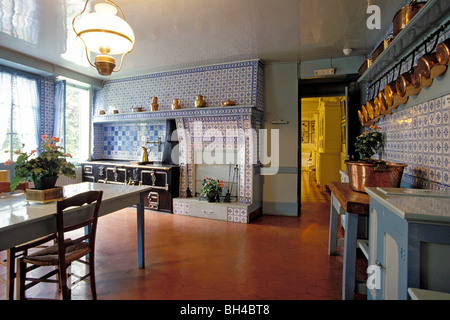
[377,187,450,198]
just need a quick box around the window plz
[65,83,90,161]
[0,70,39,162]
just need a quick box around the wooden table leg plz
[342,211,358,300]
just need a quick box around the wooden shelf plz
[358,0,450,84]
[92,105,262,124]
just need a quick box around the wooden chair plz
[16,190,103,300]
[0,182,30,300]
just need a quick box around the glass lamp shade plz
[74,3,135,55]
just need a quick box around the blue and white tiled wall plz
[366,17,450,191]
[378,94,450,191]
[93,121,166,160]
[93,60,264,114]
[39,77,57,147]
[91,60,264,161]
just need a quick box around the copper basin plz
[392,1,426,37]
[346,161,407,193]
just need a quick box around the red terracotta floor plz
[0,172,367,300]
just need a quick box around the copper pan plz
[412,65,433,88]
[358,110,365,127]
[392,0,426,38]
[436,39,450,65]
[384,81,408,109]
[361,105,369,122]
[373,97,383,119]
[416,52,447,79]
[378,91,391,115]
[366,100,376,120]
[396,71,421,98]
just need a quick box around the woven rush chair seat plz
[22,240,90,267]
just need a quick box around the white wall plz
[262,62,299,216]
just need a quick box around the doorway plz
[298,76,361,207]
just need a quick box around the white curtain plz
[12,75,40,153]
[0,69,40,157]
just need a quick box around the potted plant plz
[346,125,407,192]
[200,177,224,202]
[354,125,383,161]
[6,135,75,201]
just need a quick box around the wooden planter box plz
[26,187,64,203]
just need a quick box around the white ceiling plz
[0,0,407,80]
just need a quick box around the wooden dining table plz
[0,182,153,269]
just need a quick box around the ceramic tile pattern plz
[93,60,264,114]
[378,93,450,191]
[98,121,166,161]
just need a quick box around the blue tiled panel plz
[39,77,55,139]
[379,94,450,190]
[93,60,263,115]
[93,121,166,161]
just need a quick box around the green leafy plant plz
[354,125,383,160]
[6,135,76,190]
[200,177,224,201]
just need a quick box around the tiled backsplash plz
[379,94,450,190]
[91,60,263,161]
[94,121,166,160]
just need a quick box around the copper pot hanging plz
[358,109,365,127]
[412,65,433,88]
[416,52,447,80]
[366,100,376,120]
[377,91,390,115]
[392,0,426,38]
[436,39,450,65]
[396,71,421,97]
[362,105,369,123]
[385,81,407,109]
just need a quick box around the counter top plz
[329,182,370,215]
[365,187,450,224]
[80,160,179,170]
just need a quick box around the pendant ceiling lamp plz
[72,0,135,76]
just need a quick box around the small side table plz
[328,182,370,300]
